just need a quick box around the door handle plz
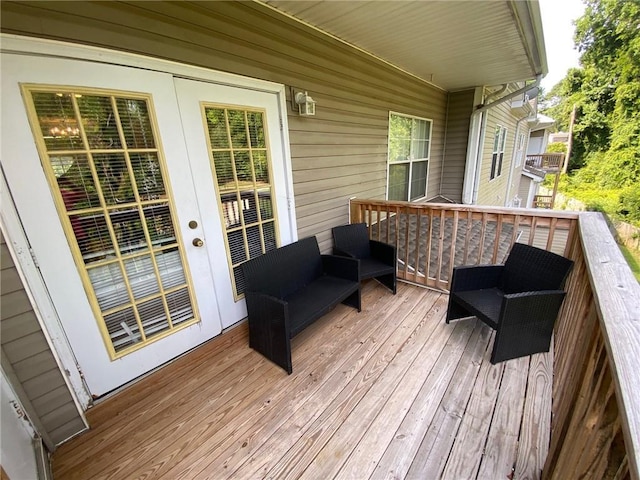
[192,238,204,247]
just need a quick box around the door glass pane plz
[25,86,199,358]
[204,105,279,298]
[410,160,428,201]
[388,163,409,201]
[78,96,122,149]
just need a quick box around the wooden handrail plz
[544,213,640,479]
[350,199,578,291]
[349,199,639,478]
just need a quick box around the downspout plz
[462,74,542,204]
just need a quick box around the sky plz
[539,0,587,92]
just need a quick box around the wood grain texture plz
[543,212,638,480]
[51,281,553,479]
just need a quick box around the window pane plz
[253,151,269,184]
[213,151,235,192]
[110,208,148,255]
[388,164,409,201]
[205,108,229,149]
[493,126,502,152]
[228,229,247,264]
[78,96,122,149]
[167,288,193,326]
[88,262,129,312]
[143,203,176,248]
[228,110,248,148]
[116,98,155,149]
[105,307,140,352]
[130,153,166,201]
[55,155,100,210]
[235,151,253,184]
[241,191,259,226]
[246,225,262,259]
[124,255,160,300]
[389,115,412,162]
[138,297,169,338]
[410,160,428,201]
[70,212,115,262]
[156,248,186,290]
[32,92,83,151]
[247,112,266,148]
[94,153,134,205]
[258,188,273,220]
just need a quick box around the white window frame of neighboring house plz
[386,112,433,202]
[490,125,507,180]
[515,131,526,167]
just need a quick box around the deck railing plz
[526,153,565,172]
[533,195,554,209]
[350,199,640,479]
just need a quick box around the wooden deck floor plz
[51,282,552,480]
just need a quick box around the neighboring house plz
[0,0,547,468]
[520,114,557,208]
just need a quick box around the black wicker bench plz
[242,236,361,374]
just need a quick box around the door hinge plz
[29,247,40,268]
[279,117,284,131]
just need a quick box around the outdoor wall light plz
[294,90,316,116]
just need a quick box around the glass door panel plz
[204,106,279,298]
[25,87,199,357]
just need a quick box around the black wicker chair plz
[446,243,573,364]
[332,223,397,294]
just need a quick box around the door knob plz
[192,238,204,247]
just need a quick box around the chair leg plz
[375,273,396,294]
[445,299,471,324]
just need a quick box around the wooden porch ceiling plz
[52,282,551,480]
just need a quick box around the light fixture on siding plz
[294,90,316,116]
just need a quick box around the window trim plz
[386,111,433,202]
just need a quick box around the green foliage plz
[541,0,640,225]
[618,184,640,223]
[546,142,567,154]
[619,245,640,282]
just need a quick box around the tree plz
[540,0,640,224]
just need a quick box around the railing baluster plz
[447,210,459,283]
[492,214,503,263]
[414,209,422,284]
[463,210,472,265]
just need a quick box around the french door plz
[1,52,294,396]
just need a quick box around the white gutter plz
[462,74,543,204]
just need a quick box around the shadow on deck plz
[51,281,551,480]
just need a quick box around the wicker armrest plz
[332,247,356,258]
[321,255,359,282]
[369,240,396,267]
[450,264,504,292]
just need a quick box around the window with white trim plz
[387,113,432,201]
[490,125,507,180]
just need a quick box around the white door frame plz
[0,34,297,402]
[1,167,93,414]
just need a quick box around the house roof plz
[262,0,548,91]
[529,113,556,131]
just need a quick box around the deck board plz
[51,282,552,480]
